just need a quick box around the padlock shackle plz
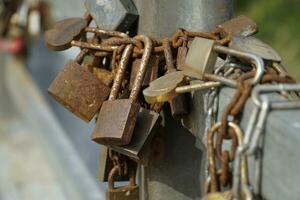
[213,45,264,85]
[109,44,133,100]
[108,165,121,190]
[129,35,153,102]
[74,49,89,64]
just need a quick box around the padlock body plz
[48,60,110,122]
[110,107,161,163]
[92,99,140,146]
[182,37,217,79]
[176,46,188,70]
[106,185,139,200]
[169,94,188,118]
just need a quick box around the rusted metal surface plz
[48,60,110,122]
[162,38,189,117]
[92,68,114,86]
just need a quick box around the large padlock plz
[92,35,159,146]
[48,50,110,122]
[182,37,217,79]
[106,165,139,200]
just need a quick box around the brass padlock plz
[106,165,139,200]
[48,50,110,122]
[182,37,217,79]
[92,36,158,146]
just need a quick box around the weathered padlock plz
[92,35,156,146]
[229,35,282,62]
[92,44,134,145]
[182,37,217,79]
[176,40,188,71]
[108,107,162,163]
[106,165,139,200]
[129,54,159,89]
[97,145,137,182]
[215,15,257,37]
[48,50,110,122]
[162,38,188,117]
[45,17,87,51]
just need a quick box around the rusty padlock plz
[48,50,110,122]
[162,38,188,118]
[92,35,157,146]
[97,145,137,182]
[106,165,139,200]
[182,37,217,79]
[92,44,134,145]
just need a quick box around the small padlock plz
[162,38,188,118]
[129,54,159,89]
[215,15,257,37]
[106,165,139,200]
[48,50,110,122]
[182,37,217,79]
[92,36,159,146]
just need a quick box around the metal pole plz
[133,1,233,199]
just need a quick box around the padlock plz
[229,36,282,62]
[162,38,188,118]
[92,35,158,146]
[107,107,161,163]
[97,145,137,182]
[45,17,87,51]
[182,37,217,79]
[129,54,159,89]
[176,43,188,71]
[91,44,135,146]
[48,50,110,122]
[106,165,139,200]
[215,15,257,37]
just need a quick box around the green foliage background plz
[235,0,300,80]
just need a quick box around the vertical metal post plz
[133,1,233,199]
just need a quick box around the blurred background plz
[0,0,299,199]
